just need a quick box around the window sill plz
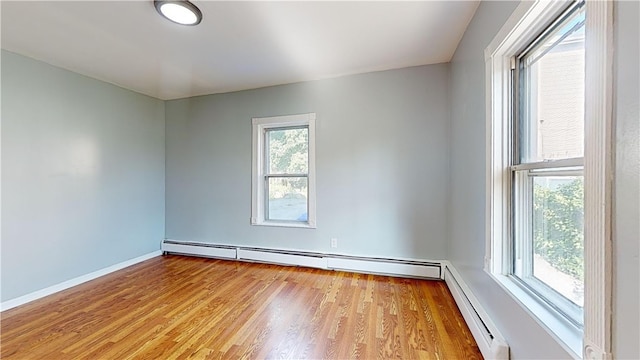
[251,220,316,229]
[486,271,583,359]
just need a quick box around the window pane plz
[532,175,584,307]
[267,127,308,174]
[520,8,585,163]
[267,177,308,221]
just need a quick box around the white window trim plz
[251,113,317,229]
[485,1,613,358]
[581,1,614,358]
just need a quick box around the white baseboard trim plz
[162,239,442,280]
[442,261,509,360]
[0,250,162,312]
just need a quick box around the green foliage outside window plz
[268,127,308,174]
[533,178,584,281]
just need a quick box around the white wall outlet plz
[330,238,338,248]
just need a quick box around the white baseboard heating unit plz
[443,263,509,360]
[236,248,327,269]
[161,240,441,280]
[161,241,237,260]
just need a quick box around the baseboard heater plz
[161,240,237,259]
[161,240,441,280]
[443,264,509,360]
[237,248,327,269]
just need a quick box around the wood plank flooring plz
[1,255,482,359]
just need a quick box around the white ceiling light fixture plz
[154,0,202,26]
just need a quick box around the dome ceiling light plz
[154,1,202,26]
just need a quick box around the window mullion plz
[264,174,308,178]
[511,157,584,171]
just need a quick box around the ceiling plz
[1,1,479,100]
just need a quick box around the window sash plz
[510,157,583,171]
[264,175,309,222]
[263,125,309,223]
[509,0,586,328]
[511,168,584,326]
[514,1,586,165]
[264,125,309,176]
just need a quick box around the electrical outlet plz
[330,238,338,248]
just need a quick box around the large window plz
[251,113,316,228]
[511,2,585,326]
[487,0,613,357]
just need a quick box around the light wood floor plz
[1,255,482,359]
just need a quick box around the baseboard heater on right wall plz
[443,264,509,360]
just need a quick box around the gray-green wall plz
[1,50,166,301]
[448,1,639,358]
[165,65,450,260]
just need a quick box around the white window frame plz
[251,113,317,228]
[485,0,613,358]
[512,0,586,328]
